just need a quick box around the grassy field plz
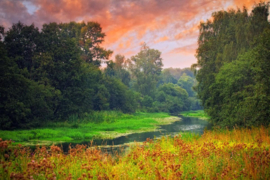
[180,110,210,120]
[1,126,270,179]
[0,111,180,145]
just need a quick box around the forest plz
[1,2,270,180]
[0,21,200,130]
[192,2,270,128]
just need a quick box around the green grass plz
[0,111,175,145]
[180,110,210,120]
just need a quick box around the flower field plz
[1,126,270,179]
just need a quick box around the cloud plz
[0,0,260,68]
[233,0,261,9]
[169,43,198,56]
[0,0,33,28]
[155,36,169,43]
[174,23,199,40]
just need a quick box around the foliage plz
[58,21,113,66]
[157,68,202,111]
[0,25,54,129]
[128,43,163,97]
[155,83,190,113]
[161,68,194,82]
[0,21,113,129]
[177,73,196,97]
[104,76,137,113]
[180,110,210,120]
[104,54,131,87]
[192,2,270,127]
[158,69,177,85]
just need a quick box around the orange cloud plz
[155,36,169,43]
[174,23,199,40]
[169,43,198,56]
[1,0,262,68]
[233,0,262,9]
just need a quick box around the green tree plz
[192,2,270,127]
[158,69,177,86]
[104,54,131,87]
[4,22,40,73]
[129,43,163,97]
[156,83,189,113]
[104,76,138,113]
[39,22,108,119]
[59,22,113,66]
[210,29,270,127]
[0,25,54,129]
[177,73,195,97]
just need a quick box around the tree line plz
[0,22,200,130]
[192,2,270,128]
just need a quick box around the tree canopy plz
[192,2,270,128]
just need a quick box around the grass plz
[180,110,210,120]
[1,126,270,179]
[0,111,180,145]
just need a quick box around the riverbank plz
[0,112,181,146]
[1,126,270,179]
[180,110,210,120]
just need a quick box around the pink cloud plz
[0,0,263,68]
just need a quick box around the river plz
[59,115,211,153]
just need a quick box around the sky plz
[0,0,261,69]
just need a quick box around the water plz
[60,115,211,153]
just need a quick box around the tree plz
[59,22,113,66]
[156,83,190,113]
[104,76,138,113]
[4,22,40,73]
[129,43,163,97]
[0,21,114,129]
[104,54,131,87]
[158,69,177,86]
[0,25,54,129]
[177,73,196,97]
[192,2,270,127]
[38,22,108,119]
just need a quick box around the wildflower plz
[4,154,9,159]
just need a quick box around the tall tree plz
[177,73,196,97]
[59,22,113,66]
[129,43,163,97]
[192,2,270,127]
[4,22,40,76]
[0,25,54,129]
[104,54,131,87]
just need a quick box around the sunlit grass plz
[180,110,210,120]
[1,126,270,179]
[0,111,175,145]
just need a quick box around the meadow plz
[180,110,210,120]
[0,111,179,146]
[1,126,270,179]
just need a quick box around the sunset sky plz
[0,0,261,68]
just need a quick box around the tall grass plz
[1,126,270,179]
